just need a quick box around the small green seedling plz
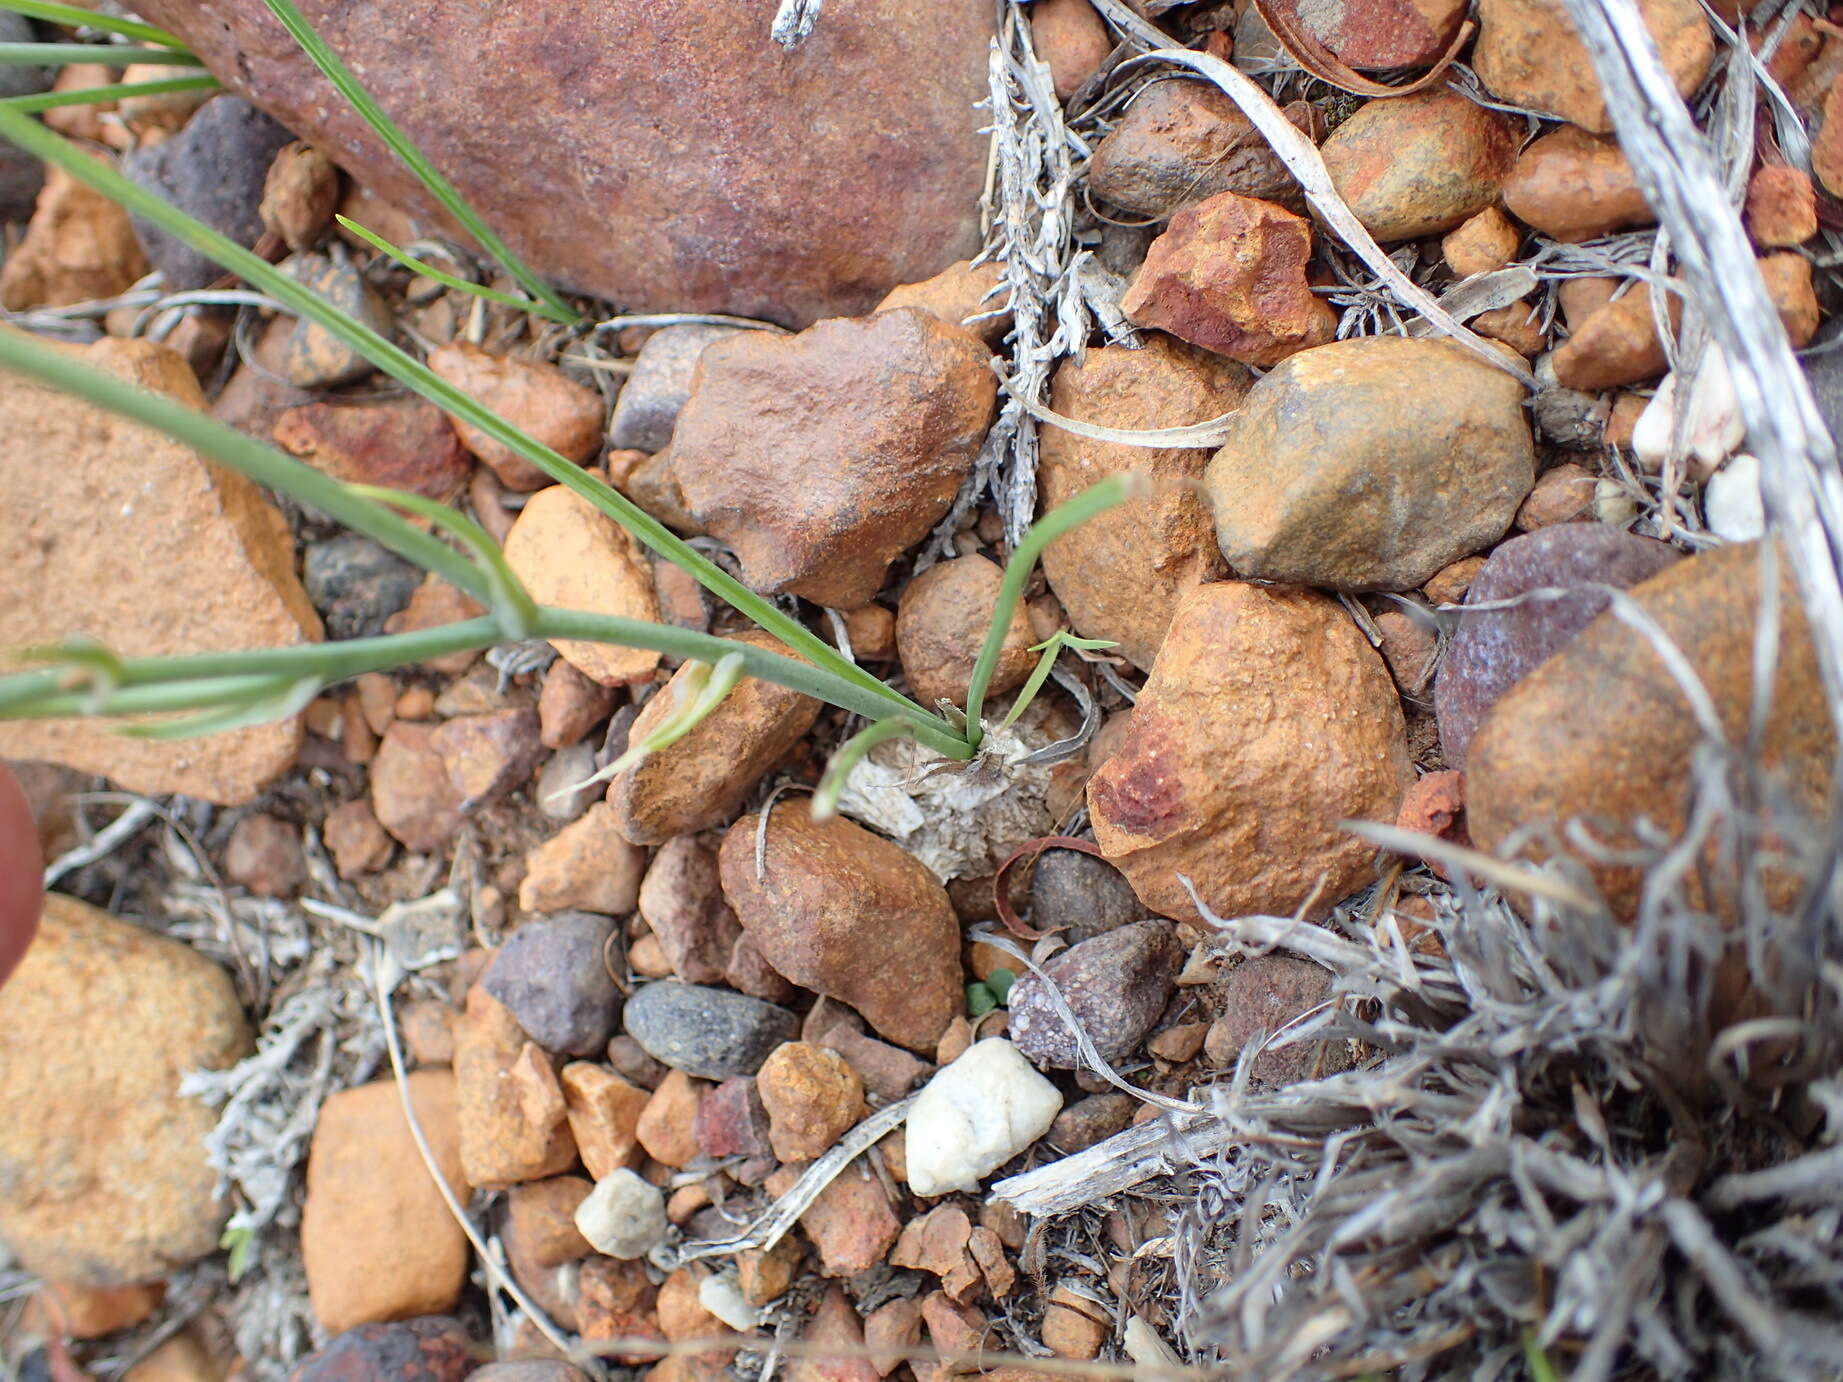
[966,967,1016,1017]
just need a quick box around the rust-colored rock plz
[518,802,647,914]
[454,985,579,1189]
[504,484,661,687]
[606,632,821,844]
[875,260,1010,348]
[1260,0,1468,67]
[1514,462,1597,531]
[274,397,471,500]
[1442,206,1522,279]
[261,141,340,252]
[1205,336,1535,591]
[1467,542,1834,918]
[1760,252,1820,347]
[559,1062,649,1180]
[1473,0,1713,134]
[719,803,962,1052]
[0,895,251,1285]
[427,343,604,491]
[671,310,997,608]
[0,158,149,311]
[0,337,319,804]
[1038,336,1250,670]
[638,836,741,985]
[302,1071,470,1332]
[1318,90,1516,242]
[894,556,1035,709]
[325,799,394,877]
[1087,81,1309,219]
[636,1069,706,1168]
[1745,164,1817,247]
[1121,192,1336,367]
[774,1163,901,1277]
[757,1042,868,1162]
[432,708,545,807]
[369,721,466,853]
[1552,280,1677,391]
[1030,0,1113,101]
[1088,582,1412,923]
[1502,126,1655,243]
[135,0,994,326]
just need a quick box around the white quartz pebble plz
[904,1038,1063,1197]
[1705,453,1766,542]
[573,1168,667,1258]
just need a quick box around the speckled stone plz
[1006,921,1182,1068]
[622,981,799,1079]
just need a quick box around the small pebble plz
[1007,921,1182,1068]
[482,912,621,1057]
[573,1169,668,1259]
[623,981,799,1079]
[904,1039,1062,1197]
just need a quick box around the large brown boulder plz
[1466,542,1835,918]
[1037,336,1250,670]
[0,336,321,803]
[1088,582,1413,924]
[0,895,251,1285]
[131,0,995,326]
[718,803,962,1052]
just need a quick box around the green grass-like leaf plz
[336,214,571,323]
[345,483,539,638]
[0,0,187,47]
[0,42,201,66]
[811,716,918,820]
[0,73,218,112]
[258,0,578,324]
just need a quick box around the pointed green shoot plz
[0,73,218,112]
[0,42,201,65]
[962,471,1146,747]
[0,106,939,740]
[811,717,918,821]
[0,1,188,47]
[564,653,749,796]
[999,630,1116,731]
[344,484,538,639]
[13,634,124,715]
[258,0,578,324]
[335,216,572,323]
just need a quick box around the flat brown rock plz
[133,0,995,326]
[0,335,321,804]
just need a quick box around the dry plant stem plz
[0,107,928,735]
[1562,0,1843,720]
[368,939,599,1376]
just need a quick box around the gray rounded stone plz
[1029,848,1145,944]
[623,980,798,1078]
[482,912,621,1057]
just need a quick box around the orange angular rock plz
[427,342,606,490]
[0,338,319,804]
[1121,192,1335,367]
[1745,164,1817,248]
[0,158,149,310]
[719,803,963,1052]
[302,1071,470,1332]
[1089,582,1412,923]
[454,986,579,1189]
[605,632,820,843]
[671,310,997,608]
[756,1042,867,1162]
[504,484,662,687]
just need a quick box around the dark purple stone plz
[1435,526,1681,768]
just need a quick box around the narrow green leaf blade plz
[0,42,201,66]
[0,73,217,113]
[334,215,568,322]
